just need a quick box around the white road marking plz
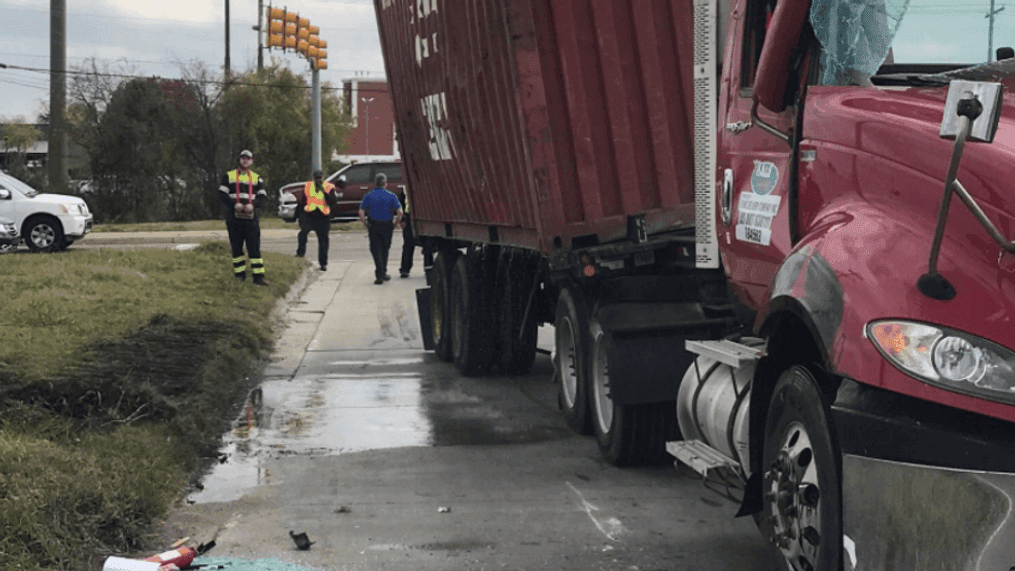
[566,481,624,541]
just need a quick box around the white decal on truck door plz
[735,192,781,246]
[421,92,454,161]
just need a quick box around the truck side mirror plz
[939,80,1003,143]
[753,0,811,113]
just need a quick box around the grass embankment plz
[0,242,307,570]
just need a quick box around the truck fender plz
[760,243,843,364]
[737,244,845,516]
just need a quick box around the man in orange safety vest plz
[295,169,342,271]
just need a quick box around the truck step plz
[667,439,745,490]
[684,339,765,368]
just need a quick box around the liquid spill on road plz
[189,351,563,504]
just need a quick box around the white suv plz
[0,171,93,252]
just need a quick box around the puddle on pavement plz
[188,372,434,503]
[188,352,563,504]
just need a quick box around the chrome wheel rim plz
[31,224,55,248]
[558,317,578,408]
[765,421,823,571]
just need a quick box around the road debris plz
[289,530,315,550]
[437,506,452,513]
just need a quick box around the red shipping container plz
[374,0,696,255]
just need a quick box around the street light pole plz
[361,97,374,161]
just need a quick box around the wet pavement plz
[145,230,784,570]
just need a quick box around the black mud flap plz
[416,287,434,351]
[735,471,763,518]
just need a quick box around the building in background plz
[338,77,399,163]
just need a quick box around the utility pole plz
[48,0,67,194]
[223,0,229,77]
[987,0,1005,62]
[255,0,264,72]
[361,97,374,161]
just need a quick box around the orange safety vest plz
[304,181,334,215]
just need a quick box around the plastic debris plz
[289,530,315,550]
[437,506,451,513]
[102,557,161,571]
[197,539,217,556]
[193,557,324,570]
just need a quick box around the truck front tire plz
[761,365,842,571]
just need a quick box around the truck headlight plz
[60,203,84,215]
[868,320,1015,404]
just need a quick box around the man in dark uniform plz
[359,172,403,285]
[219,149,269,286]
[295,170,342,271]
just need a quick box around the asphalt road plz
[57,228,783,570]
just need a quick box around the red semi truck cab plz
[692,0,1015,569]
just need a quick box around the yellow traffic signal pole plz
[266,6,328,176]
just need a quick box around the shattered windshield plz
[812,0,1015,85]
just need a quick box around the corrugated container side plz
[374,0,696,256]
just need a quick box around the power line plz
[0,51,385,75]
[0,62,395,94]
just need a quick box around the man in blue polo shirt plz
[359,172,403,285]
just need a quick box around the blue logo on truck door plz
[750,161,779,195]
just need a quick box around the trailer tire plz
[589,319,677,466]
[451,253,494,376]
[761,365,842,571]
[430,252,456,362]
[555,287,592,435]
[496,253,538,375]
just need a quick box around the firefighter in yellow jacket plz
[295,169,341,271]
[219,150,269,285]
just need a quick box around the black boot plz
[253,275,269,287]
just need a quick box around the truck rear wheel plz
[495,253,537,375]
[451,253,495,376]
[761,365,842,571]
[430,252,455,362]
[589,319,677,466]
[555,287,592,435]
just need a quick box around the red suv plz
[277,162,408,222]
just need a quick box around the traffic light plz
[266,7,285,49]
[264,5,326,69]
[284,19,298,49]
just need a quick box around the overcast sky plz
[1,0,386,123]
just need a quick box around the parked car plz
[278,162,407,222]
[0,215,18,252]
[0,171,93,251]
